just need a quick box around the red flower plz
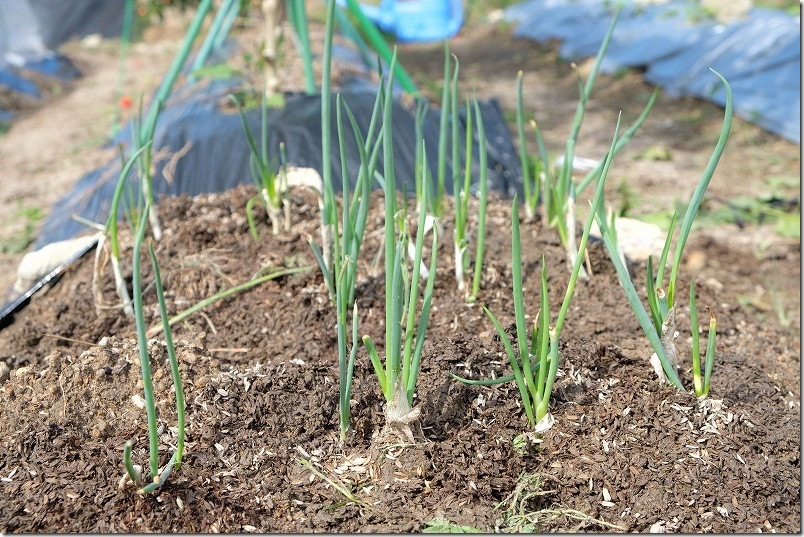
[119,95,133,109]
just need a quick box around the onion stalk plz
[594,70,732,395]
[122,201,185,494]
[453,115,622,429]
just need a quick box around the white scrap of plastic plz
[284,166,323,195]
[590,217,665,262]
[553,154,600,173]
[13,234,99,294]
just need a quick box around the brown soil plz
[0,183,800,532]
[0,9,800,535]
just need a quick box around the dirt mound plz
[0,186,799,532]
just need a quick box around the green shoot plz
[702,306,717,396]
[125,206,157,484]
[516,71,538,220]
[453,114,622,429]
[467,97,489,303]
[100,0,213,318]
[287,0,316,94]
[530,118,550,227]
[595,69,732,394]
[517,7,656,275]
[94,142,153,317]
[449,53,460,224]
[689,281,718,396]
[575,87,660,195]
[453,95,473,294]
[434,41,451,218]
[230,81,288,237]
[130,94,162,237]
[145,264,310,338]
[148,241,184,469]
[401,145,439,405]
[317,0,338,289]
[136,0,213,241]
[413,96,429,214]
[544,8,622,263]
[331,95,375,441]
[666,78,733,306]
[380,51,400,372]
[122,201,184,494]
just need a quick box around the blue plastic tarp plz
[505,0,801,143]
[0,0,122,122]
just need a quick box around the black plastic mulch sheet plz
[35,77,522,248]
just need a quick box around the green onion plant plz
[230,82,289,238]
[323,93,381,442]
[452,93,473,294]
[135,0,214,242]
[358,46,438,436]
[95,0,215,317]
[93,142,153,317]
[443,58,489,301]
[310,0,383,441]
[545,9,620,275]
[466,96,489,303]
[516,7,657,276]
[122,201,185,494]
[362,142,438,436]
[452,115,622,429]
[593,70,731,397]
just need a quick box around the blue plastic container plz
[358,0,464,43]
